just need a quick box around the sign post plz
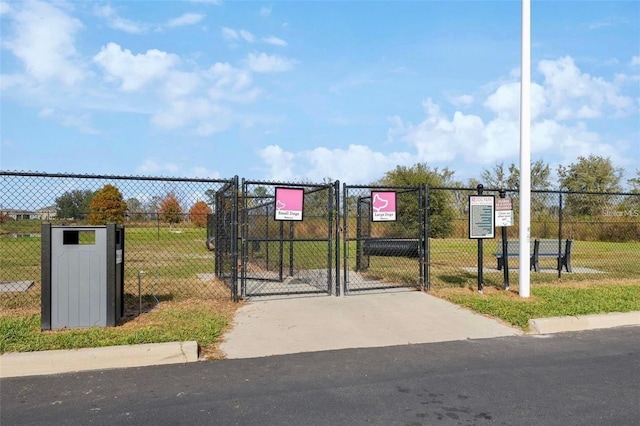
[469,185,495,293]
[496,190,513,290]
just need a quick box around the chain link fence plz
[1,172,236,314]
[239,179,339,297]
[2,171,638,313]
[426,187,640,290]
[342,185,426,293]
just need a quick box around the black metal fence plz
[1,172,237,313]
[2,171,638,313]
[426,186,640,290]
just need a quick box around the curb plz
[528,311,640,335]
[0,341,199,378]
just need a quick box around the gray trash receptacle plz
[41,223,124,330]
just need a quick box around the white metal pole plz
[519,0,531,298]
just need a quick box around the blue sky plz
[1,0,639,187]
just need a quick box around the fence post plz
[477,184,484,293]
[499,189,510,290]
[232,175,240,301]
[342,182,349,296]
[558,192,563,279]
[334,180,341,297]
[423,184,430,291]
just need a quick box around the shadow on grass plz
[121,292,175,324]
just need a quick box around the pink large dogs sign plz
[371,191,396,222]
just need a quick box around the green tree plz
[622,170,640,214]
[557,155,623,217]
[55,189,93,220]
[481,162,511,189]
[628,170,640,194]
[189,201,212,227]
[126,197,145,221]
[481,160,551,191]
[159,192,183,226]
[88,184,127,225]
[376,163,456,238]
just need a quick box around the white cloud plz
[150,98,232,136]
[258,55,632,184]
[588,21,613,31]
[221,27,254,43]
[93,5,148,34]
[239,30,255,43]
[244,52,295,73]
[221,27,238,41]
[450,94,474,108]
[3,0,85,85]
[93,42,179,91]
[190,167,220,179]
[257,144,413,184]
[167,13,204,28]
[206,62,261,103]
[631,56,640,67]
[162,71,200,99]
[301,145,412,183]
[38,107,100,134]
[258,145,296,181]
[0,73,27,90]
[262,36,287,46]
[136,159,180,175]
[538,56,634,119]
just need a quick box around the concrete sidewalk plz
[219,290,523,359]
[2,290,639,378]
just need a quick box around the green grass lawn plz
[0,298,237,359]
[1,224,638,355]
[432,279,640,330]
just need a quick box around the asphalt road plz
[2,327,639,426]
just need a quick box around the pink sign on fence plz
[371,191,396,222]
[274,187,304,221]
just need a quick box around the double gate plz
[225,181,427,299]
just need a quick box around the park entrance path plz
[220,289,522,358]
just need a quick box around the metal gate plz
[239,179,340,297]
[206,176,240,300]
[342,184,427,294]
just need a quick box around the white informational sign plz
[469,195,495,239]
[495,211,514,227]
[274,187,304,221]
[495,197,514,227]
[371,191,397,222]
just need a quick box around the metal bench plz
[494,240,536,271]
[362,238,420,258]
[533,239,573,272]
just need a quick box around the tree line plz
[54,184,213,227]
[52,155,639,235]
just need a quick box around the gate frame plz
[342,184,428,295]
[239,179,340,298]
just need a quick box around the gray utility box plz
[41,223,124,330]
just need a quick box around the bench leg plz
[497,258,503,271]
